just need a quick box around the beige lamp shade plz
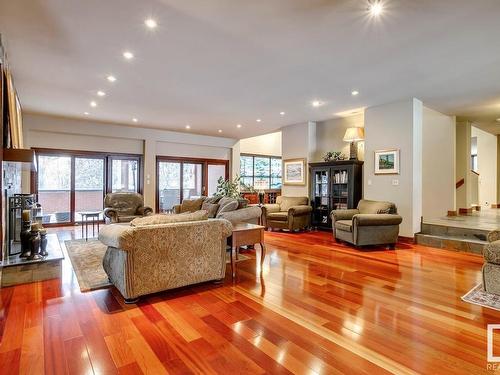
[343,127,365,142]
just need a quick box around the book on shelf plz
[333,170,348,184]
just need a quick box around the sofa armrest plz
[103,207,118,221]
[137,206,154,216]
[330,209,359,222]
[353,214,402,226]
[488,230,500,243]
[98,224,132,249]
[262,204,280,215]
[288,205,312,216]
[218,206,262,225]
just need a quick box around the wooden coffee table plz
[230,223,266,278]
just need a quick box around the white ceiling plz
[1,0,500,138]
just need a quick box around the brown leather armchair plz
[331,199,402,248]
[103,193,153,223]
[262,196,312,231]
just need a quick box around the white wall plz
[240,131,282,156]
[364,98,423,237]
[422,107,456,218]
[471,126,497,207]
[23,113,237,208]
[280,122,316,197]
[314,114,364,162]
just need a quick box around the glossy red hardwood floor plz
[0,228,498,374]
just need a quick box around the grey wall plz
[363,98,423,237]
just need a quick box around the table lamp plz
[343,127,364,160]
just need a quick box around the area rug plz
[462,283,500,311]
[65,239,250,293]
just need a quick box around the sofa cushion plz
[217,200,238,215]
[267,212,288,222]
[335,219,353,232]
[180,197,205,213]
[278,196,309,212]
[99,224,131,248]
[130,211,208,226]
[205,196,222,204]
[202,202,220,218]
[357,199,397,215]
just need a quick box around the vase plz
[20,222,32,258]
[40,232,48,257]
[27,231,42,261]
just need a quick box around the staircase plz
[415,222,488,254]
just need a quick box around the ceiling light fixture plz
[107,75,117,82]
[351,90,359,96]
[280,112,285,116]
[185,124,191,129]
[256,119,262,123]
[97,90,106,97]
[312,100,324,108]
[145,18,157,29]
[84,112,90,115]
[368,0,384,17]
[132,118,138,123]
[218,129,222,133]
[90,101,97,108]
[123,51,134,60]
[237,124,242,128]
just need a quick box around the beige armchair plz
[103,193,153,223]
[331,199,402,249]
[262,196,312,231]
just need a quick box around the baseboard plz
[492,204,500,209]
[458,207,473,215]
[447,210,458,216]
[398,236,414,244]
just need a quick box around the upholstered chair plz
[103,193,153,223]
[331,199,402,249]
[262,196,312,231]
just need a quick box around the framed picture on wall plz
[283,158,306,185]
[374,149,400,174]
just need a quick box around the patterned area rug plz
[65,239,249,293]
[462,284,500,311]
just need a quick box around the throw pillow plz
[130,211,208,226]
[218,197,236,210]
[216,200,238,216]
[205,196,222,204]
[180,197,205,213]
[201,202,219,218]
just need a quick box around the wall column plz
[455,121,471,210]
[143,138,156,209]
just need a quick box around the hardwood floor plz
[0,227,499,374]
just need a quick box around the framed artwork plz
[374,149,400,175]
[283,158,306,185]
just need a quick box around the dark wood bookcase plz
[309,160,363,230]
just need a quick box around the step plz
[415,233,485,255]
[420,222,490,241]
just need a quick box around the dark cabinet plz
[309,160,363,230]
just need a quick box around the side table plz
[80,211,101,241]
[230,223,266,278]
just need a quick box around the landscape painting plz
[374,149,399,174]
[283,158,306,185]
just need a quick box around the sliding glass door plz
[157,157,228,212]
[34,149,142,225]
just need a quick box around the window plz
[240,154,282,190]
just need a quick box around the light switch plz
[392,179,399,186]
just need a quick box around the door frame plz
[156,156,229,213]
[32,148,143,227]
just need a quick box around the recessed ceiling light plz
[84,112,89,115]
[185,124,191,129]
[256,119,262,123]
[123,51,134,60]
[97,90,106,97]
[145,18,157,29]
[280,112,285,116]
[312,100,324,108]
[218,129,222,133]
[90,101,97,108]
[237,124,242,128]
[132,118,138,123]
[496,118,500,122]
[351,90,359,96]
[107,75,117,82]
[368,0,384,16]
